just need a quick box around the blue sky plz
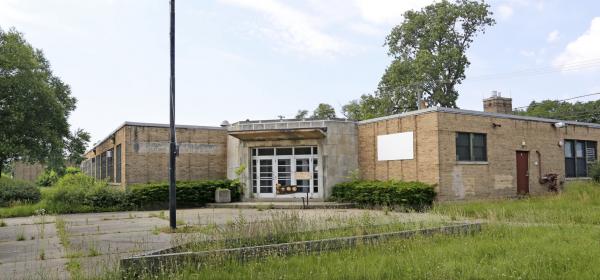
[1,0,599,145]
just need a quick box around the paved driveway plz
[0,208,446,279]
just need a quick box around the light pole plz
[168,0,177,230]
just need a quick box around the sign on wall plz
[377,132,414,161]
[134,142,221,154]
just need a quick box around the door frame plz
[252,148,321,199]
[516,150,530,194]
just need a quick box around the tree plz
[343,0,495,120]
[516,100,600,124]
[295,110,309,119]
[311,103,336,119]
[66,129,91,165]
[0,28,85,176]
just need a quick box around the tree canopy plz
[343,0,495,120]
[0,28,88,175]
[516,99,600,124]
[311,103,336,119]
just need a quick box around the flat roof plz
[86,121,224,154]
[358,106,600,129]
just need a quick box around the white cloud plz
[554,17,600,71]
[220,0,348,57]
[497,4,514,20]
[546,30,559,43]
[353,0,433,25]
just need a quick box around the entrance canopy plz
[228,128,326,141]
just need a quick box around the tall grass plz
[435,181,600,224]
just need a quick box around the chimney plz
[483,91,512,114]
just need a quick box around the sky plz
[1,0,599,145]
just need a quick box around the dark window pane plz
[115,145,122,183]
[313,147,318,154]
[564,141,573,158]
[575,141,584,158]
[576,158,587,177]
[260,187,273,193]
[295,147,311,155]
[276,148,293,155]
[258,148,274,156]
[472,134,487,161]
[456,133,471,161]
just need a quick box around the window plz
[107,148,114,182]
[115,145,122,183]
[95,156,101,179]
[456,132,487,162]
[565,140,597,178]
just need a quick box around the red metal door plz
[516,151,529,194]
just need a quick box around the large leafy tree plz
[0,28,87,175]
[343,0,495,120]
[311,103,336,119]
[516,100,600,124]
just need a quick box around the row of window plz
[454,132,598,178]
[80,144,122,183]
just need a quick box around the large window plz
[115,145,122,183]
[456,132,487,162]
[565,140,597,178]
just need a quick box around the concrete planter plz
[215,188,231,203]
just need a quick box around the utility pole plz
[169,0,177,230]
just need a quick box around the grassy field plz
[117,181,600,280]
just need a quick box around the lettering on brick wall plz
[134,142,220,154]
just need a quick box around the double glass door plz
[252,147,319,198]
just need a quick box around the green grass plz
[435,181,600,224]
[140,224,600,280]
[111,181,600,280]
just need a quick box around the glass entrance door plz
[252,147,320,199]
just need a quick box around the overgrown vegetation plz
[107,181,600,280]
[589,162,600,183]
[0,173,239,217]
[0,177,41,206]
[128,180,241,210]
[434,181,600,224]
[330,180,436,209]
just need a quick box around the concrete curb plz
[120,222,482,275]
[206,202,356,209]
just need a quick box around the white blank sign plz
[377,132,414,161]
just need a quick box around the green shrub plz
[64,167,81,175]
[590,162,600,183]
[0,177,41,207]
[36,170,59,187]
[128,180,241,210]
[330,180,436,210]
[45,173,130,213]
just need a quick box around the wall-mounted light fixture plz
[492,122,502,128]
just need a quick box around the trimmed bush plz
[0,177,41,207]
[45,173,130,213]
[128,180,241,210]
[330,180,436,210]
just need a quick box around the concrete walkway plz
[0,208,448,279]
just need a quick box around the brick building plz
[80,122,227,187]
[81,96,599,201]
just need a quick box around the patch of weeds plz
[88,246,100,257]
[150,211,167,220]
[16,227,26,241]
[56,217,70,248]
[66,258,82,278]
[158,225,210,234]
[0,220,7,227]
[39,249,46,260]
[152,226,161,235]
[256,204,274,211]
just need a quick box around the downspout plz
[536,150,543,184]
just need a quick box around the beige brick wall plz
[359,111,600,201]
[437,112,600,201]
[11,161,45,182]
[124,126,227,185]
[84,124,227,187]
[357,113,440,187]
